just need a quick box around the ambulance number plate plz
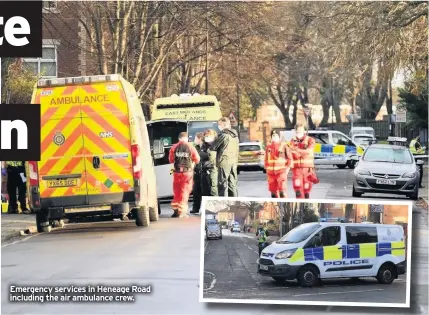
[47,179,78,188]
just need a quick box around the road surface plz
[203,229,406,303]
[1,166,427,314]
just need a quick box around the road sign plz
[370,204,384,213]
[229,112,238,127]
[355,107,362,119]
[396,107,407,123]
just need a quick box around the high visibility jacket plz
[258,230,267,243]
[265,141,293,173]
[410,139,424,154]
[289,135,316,168]
[5,161,24,167]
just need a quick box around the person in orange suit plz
[169,132,200,218]
[288,123,317,199]
[265,130,293,198]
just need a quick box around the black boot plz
[171,210,179,218]
[295,191,302,198]
[279,191,285,198]
[304,193,310,199]
[271,193,277,198]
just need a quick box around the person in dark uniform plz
[1,161,30,214]
[211,117,240,197]
[190,132,204,214]
[200,129,218,197]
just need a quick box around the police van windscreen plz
[277,223,321,244]
[188,121,220,142]
[363,147,413,164]
[147,121,187,166]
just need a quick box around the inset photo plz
[200,197,412,308]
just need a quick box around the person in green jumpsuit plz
[211,117,239,197]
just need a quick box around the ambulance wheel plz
[336,164,347,169]
[376,263,396,284]
[135,206,150,227]
[297,265,320,287]
[149,203,159,222]
[352,185,362,197]
[36,212,51,233]
[272,277,286,284]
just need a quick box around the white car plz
[232,225,241,233]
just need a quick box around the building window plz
[333,203,342,208]
[43,1,57,9]
[23,45,58,78]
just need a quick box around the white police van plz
[257,222,406,287]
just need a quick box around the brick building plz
[23,1,88,78]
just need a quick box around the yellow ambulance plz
[28,74,165,233]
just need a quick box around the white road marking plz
[244,243,258,254]
[1,234,39,248]
[203,271,217,291]
[292,288,383,297]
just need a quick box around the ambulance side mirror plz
[152,140,165,160]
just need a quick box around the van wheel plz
[36,212,51,233]
[272,277,286,284]
[135,206,150,227]
[376,263,397,284]
[149,203,159,222]
[352,185,362,197]
[336,164,347,169]
[297,265,320,287]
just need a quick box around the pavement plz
[1,166,428,314]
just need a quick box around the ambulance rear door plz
[79,81,134,205]
[146,119,188,199]
[36,85,88,206]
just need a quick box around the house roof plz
[206,210,216,215]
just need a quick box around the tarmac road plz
[238,165,427,201]
[1,166,428,314]
[202,229,407,303]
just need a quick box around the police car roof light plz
[387,136,407,142]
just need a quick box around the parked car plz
[206,224,222,240]
[353,143,424,200]
[238,142,265,174]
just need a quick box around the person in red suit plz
[288,123,317,199]
[265,130,293,198]
[169,132,200,217]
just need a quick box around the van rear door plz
[146,120,188,198]
[80,82,134,204]
[37,85,88,205]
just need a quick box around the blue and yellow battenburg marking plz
[313,143,364,158]
[289,241,405,263]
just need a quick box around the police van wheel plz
[149,204,159,222]
[336,164,347,169]
[135,206,150,227]
[376,263,396,284]
[298,265,320,287]
[347,160,357,169]
[272,277,286,284]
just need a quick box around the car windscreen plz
[207,225,220,231]
[239,145,261,152]
[206,219,218,225]
[277,223,321,244]
[363,147,413,164]
[188,121,220,142]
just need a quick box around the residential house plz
[205,210,217,221]
[217,209,234,223]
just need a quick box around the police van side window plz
[310,133,329,144]
[305,226,341,248]
[346,226,378,244]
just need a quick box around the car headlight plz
[275,248,297,260]
[355,169,371,176]
[402,172,417,178]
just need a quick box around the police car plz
[257,222,406,287]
